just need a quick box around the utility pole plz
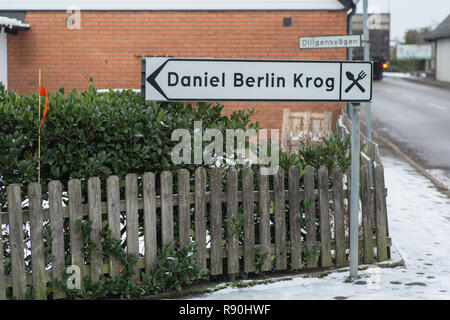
[363,0,372,140]
[347,3,357,118]
[349,102,361,278]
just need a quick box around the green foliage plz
[298,132,351,173]
[0,84,258,207]
[75,219,99,264]
[141,242,209,295]
[56,220,209,300]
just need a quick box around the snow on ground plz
[426,169,450,191]
[384,72,426,79]
[192,148,450,300]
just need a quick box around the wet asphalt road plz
[362,76,450,182]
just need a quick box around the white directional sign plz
[144,58,372,102]
[299,35,363,49]
[397,44,433,60]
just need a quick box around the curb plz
[364,120,450,198]
[402,77,450,90]
[384,74,450,90]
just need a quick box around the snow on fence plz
[0,165,390,300]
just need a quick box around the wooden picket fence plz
[0,165,390,300]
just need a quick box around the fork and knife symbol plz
[345,71,367,93]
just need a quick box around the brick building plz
[1,0,355,130]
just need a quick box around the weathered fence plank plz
[274,167,287,270]
[258,169,272,272]
[106,176,121,278]
[49,181,66,299]
[304,166,318,268]
[195,168,207,269]
[68,179,84,291]
[161,171,174,246]
[88,177,103,281]
[226,168,239,275]
[29,183,47,300]
[332,167,346,267]
[210,168,223,276]
[178,169,191,248]
[0,211,5,300]
[361,165,374,264]
[318,166,332,267]
[7,185,26,299]
[126,174,139,280]
[243,167,256,273]
[375,165,388,262]
[143,172,157,275]
[289,166,302,270]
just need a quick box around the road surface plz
[363,76,450,185]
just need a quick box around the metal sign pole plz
[349,102,361,278]
[363,0,372,141]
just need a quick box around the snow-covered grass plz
[384,72,413,78]
[192,148,450,300]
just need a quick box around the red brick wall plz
[8,10,348,129]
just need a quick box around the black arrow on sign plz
[146,60,170,100]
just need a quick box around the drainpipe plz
[346,3,357,118]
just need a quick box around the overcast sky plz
[357,0,450,41]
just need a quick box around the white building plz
[425,14,450,83]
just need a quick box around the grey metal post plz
[347,4,357,118]
[363,0,372,141]
[363,0,374,187]
[349,103,361,278]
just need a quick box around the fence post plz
[361,165,374,264]
[88,177,103,281]
[0,211,5,300]
[226,168,239,277]
[0,213,6,300]
[258,169,272,272]
[29,182,47,300]
[375,165,388,262]
[125,174,139,280]
[332,167,346,267]
[161,171,174,247]
[243,167,256,273]
[289,166,302,270]
[210,168,223,276]
[318,166,332,267]
[304,166,318,268]
[7,184,26,299]
[143,172,157,275]
[195,168,207,269]
[178,169,191,248]
[68,179,84,292]
[49,181,66,299]
[273,167,287,270]
[106,176,121,278]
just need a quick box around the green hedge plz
[0,84,258,207]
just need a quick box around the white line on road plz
[428,102,447,111]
